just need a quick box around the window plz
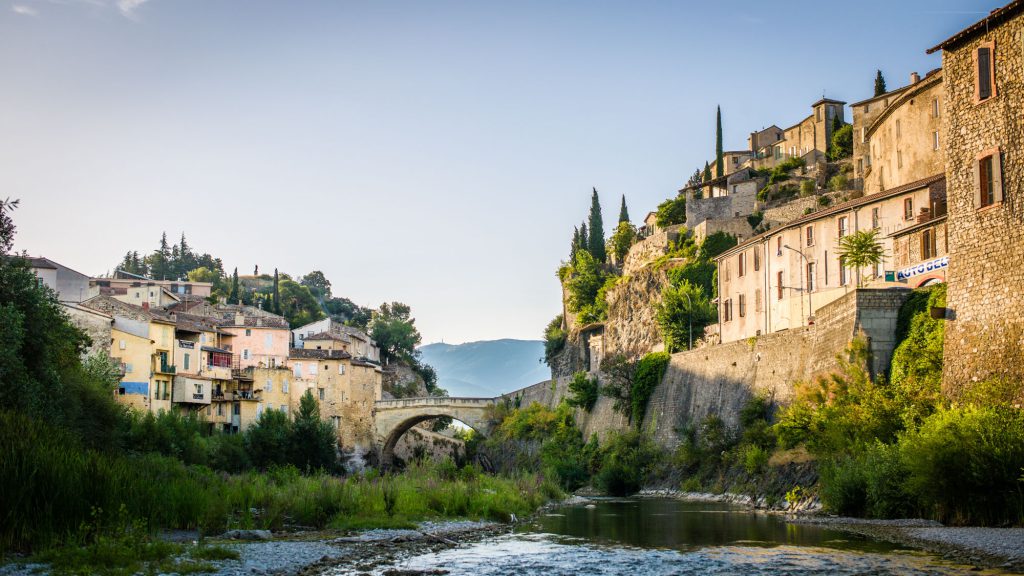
[874,261,884,278]
[217,404,223,416]
[195,382,203,395]
[824,251,829,285]
[233,403,240,415]
[723,299,733,322]
[265,334,272,348]
[331,416,340,429]
[738,294,746,318]
[243,349,249,360]
[975,42,996,103]
[318,388,325,401]
[339,364,345,375]
[976,149,1003,208]
[283,379,289,393]
[294,364,302,378]
[309,363,318,375]
[932,97,940,117]
[124,363,133,373]
[921,229,937,260]
[245,329,252,336]
[872,207,880,230]
[904,198,914,220]
[806,262,816,292]
[897,150,903,169]
[857,158,863,174]
[738,253,746,277]
[805,226,814,247]
[265,378,273,392]
[119,339,126,350]
[776,236,783,256]
[280,405,288,415]
[933,131,940,150]
[753,249,761,272]
[861,127,867,143]
[776,271,784,300]
[838,216,849,238]
[755,289,762,313]
[839,256,848,286]
[895,119,901,139]
[183,353,190,371]
[864,102,870,113]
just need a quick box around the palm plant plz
[837,229,885,287]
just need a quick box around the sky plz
[0,0,995,344]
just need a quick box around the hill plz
[417,339,548,398]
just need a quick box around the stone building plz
[850,69,945,194]
[681,170,762,228]
[26,256,91,302]
[928,1,1024,393]
[715,174,946,344]
[750,99,846,170]
[748,125,785,162]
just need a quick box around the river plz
[331,498,1007,575]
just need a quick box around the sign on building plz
[897,256,949,281]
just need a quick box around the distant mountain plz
[417,339,549,398]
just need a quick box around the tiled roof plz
[25,257,57,270]
[927,1,1024,53]
[304,331,349,342]
[289,348,352,360]
[717,173,946,260]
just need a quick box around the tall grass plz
[0,410,562,554]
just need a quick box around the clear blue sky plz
[1,0,993,344]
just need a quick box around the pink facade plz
[223,326,290,368]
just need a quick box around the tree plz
[564,251,607,319]
[566,371,599,411]
[655,280,717,352]
[300,270,332,300]
[289,391,337,473]
[187,266,229,301]
[277,279,323,327]
[245,409,292,469]
[599,354,639,419]
[837,229,885,287]
[686,168,703,199]
[874,70,887,97]
[272,269,281,315]
[146,232,171,280]
[579,222,589,255]
[715,105,724,179]
[228,268,240,304]
[570,226,580,262]
[703,161,712,182]
[587,188,606,262]
[323,296,373,329]
[369,302,422,363]
[655,196,686,227]
[618,195,630,224]
[829,125,854,161]
[609,221,637,264]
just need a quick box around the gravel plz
[907,527,1024,564]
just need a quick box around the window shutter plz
[993,150,1004,203]
[978,47,992,100]
[973,157,982,208]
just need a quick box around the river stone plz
[221,529,272,541]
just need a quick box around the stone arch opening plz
[380,413,484,470]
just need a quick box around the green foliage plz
[609,221,637,263]
[323,296,373,330]
[543,315,567,367]
[587,187,606,263]
[800,179,815,197]
[655,195,687,227]
[369,302,422,364]
[818,195,832,207]
[874,69,887,97]
[275,278,323,328]
[828,172,849,191]
[746,211,764,229]
[829,124,853,160]
[890,285,946,398]
[486,402,591,491]
[699,231,738,260]
[115,231,224,284]
[618,194,630,224]
[289,391,338,473]
[227,268,240,304]
[631,353,670,425]
[593,431,662,496]
[837,229,885,287]
[598,354,638,417]
[567,371,599,412]
[655,280,716,353]
[564,251,610,324]
[244,409,292,470]
[715,106,724,179]
[299,270,332,300]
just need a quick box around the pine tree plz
[703,161,712,182]
[272,268,281,315]
[618,195,630,224]
[874,70,887,97]
[228,268,240,304]
[587,188,606,263]
[579,222,589,256]
[715,105,724,179]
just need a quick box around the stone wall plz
[393,427,464,465]
[509,289,909,448]
[940,15,1024,396]
[602,265,671,358]
[622,225,683,276]
[761,191,844,226]
[691,217,754,244]
[685,179,759,226]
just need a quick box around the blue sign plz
[897,256,949,281]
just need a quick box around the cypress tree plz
[874,70,887,97]
[570,226,580,261]
[618,195,630,224]
[579,222,589,257]
[715,106,724,179]
[228,267,240,304]
[272,268,281,315]
[703,161,712,182]
[587,188,606,263]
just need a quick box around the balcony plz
[155,361,176,375]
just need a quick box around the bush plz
[820,443,912,518]
[655,281,716,353]
[818,195,832,206]
[742,445,769,475]
[800,179,815,197]
[593,431,661,496]
[543,315,567,366]
[746,211,764,230]
[655,196,687,227]
[829,125,853,160]
[566,371,599,412]
[828,173,849,192]
[630,353,670,425]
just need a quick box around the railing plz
[375,397,497,408]
[155,362,176,375]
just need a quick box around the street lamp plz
[783,245,814,327]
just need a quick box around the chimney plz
[910,71,921,84]
[234,312,244,325]
[142,302,149,311]
[257,317,263,327]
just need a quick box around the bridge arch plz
[373,397,497,469]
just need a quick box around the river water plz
[353,498,1001,575]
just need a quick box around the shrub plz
[818,195,832,206]
[829,124,853,160]
[746,211,764,230]
[631,353,670,425]
[742,445,769,475]
[820,443,912,518]
[655,196,687,227]
[828,173,849,192]
[566,371,599,412]
[655,281,716,353]
[593,431,661,496]
[543,315,567,366]
[800,179,815,197]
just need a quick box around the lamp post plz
[783,245,814,327]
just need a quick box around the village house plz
[749,99,846,171]
[708,150,754,177]
[715,174,947,344]
[748,125,785,163]
[167,312,232,413]
[25,256,91,302]
[213,304,291,369]
[927,1,1024,391]
[850,69,945,194]
[292,318,380,363]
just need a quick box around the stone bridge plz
[373,396,498,467]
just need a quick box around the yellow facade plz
[111,328,156,412]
